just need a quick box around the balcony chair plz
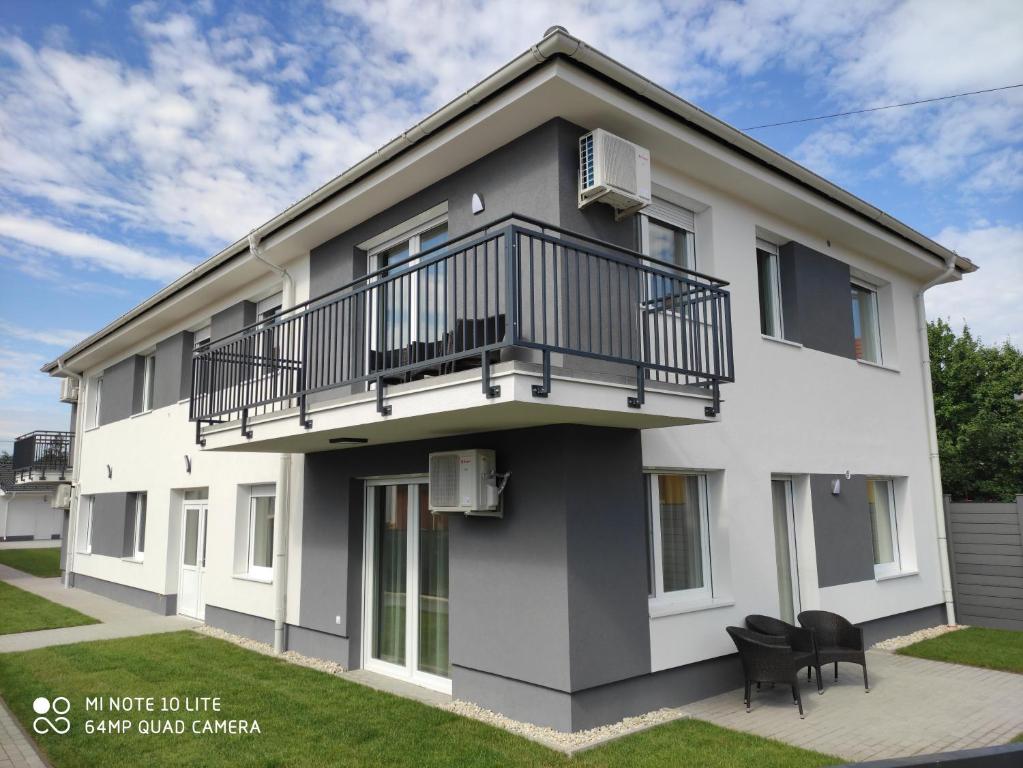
[725,626,807,719]
[797,610,869,692]
[745,614,823,694]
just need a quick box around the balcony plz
[12,431,73,484]
[191,215,734,453]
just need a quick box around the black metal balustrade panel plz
[12,430,72,482]
[190,215,734,430]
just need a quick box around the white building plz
[35,29,975,732]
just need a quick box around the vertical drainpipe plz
[55,356,84,589]
[248,232,294,654]
[916,252,958,625]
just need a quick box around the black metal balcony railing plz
[190,214,734,440]
[12,430,73,482]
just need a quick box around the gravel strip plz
[193,624,686,752]
[872,623,967,652]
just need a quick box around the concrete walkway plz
[685,649,1023,763]
[0,698,46,768]
[0,541,60,551]
[0,564,197,653]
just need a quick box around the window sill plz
[649,596,735,619]
[857,358,900,374]
[233,573,273,585]
[130,409,152,419]
[121,556,144,564]
[875,569,919,583]
[761,334,803,349]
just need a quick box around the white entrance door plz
[771,479,801,624]
[363,478,450,694]
[178,503,208,620]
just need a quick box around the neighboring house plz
[41,29,976,732]
[0,455,66,542]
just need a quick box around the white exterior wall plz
[0,493,62,540]
[644,163,944,671]
[70,255,311,624]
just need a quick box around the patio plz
[684,648,1023,763]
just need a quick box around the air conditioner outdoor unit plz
[52,483,72,510]
[59,377,79,403]
[578,128,651,218]
[428,449,500,516]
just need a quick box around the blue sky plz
[1,0,1021,446]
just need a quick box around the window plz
[647,473,712,601]
[867,479,900,577]
[88,377,103,428]
[193,324,212,350]
[756,240,784,338]
[647,220,695,271]
[130,493,147,559]
[851,282,882,363]
[247,490,275,579]
[78,497,93,554]
[141,354,156,412]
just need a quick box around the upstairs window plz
[141,354,156,412]
[851,282,882,363]
[756,239,784,338]
[647,220,695,271]
[867,479,900,577]
[88,377,103,428]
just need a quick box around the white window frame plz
[141,354,156,412]
[647,472,713,606]
[756,239,784,339]
[78,496,94,554]
[640,214,696,272]
[246,487,276,581]
[88,376,103,428]
[851,279,883,364]
[131,492,147,560]
[867,478,901,578]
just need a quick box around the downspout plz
[56,356,84,589]
[248,231,294,654]
[916,253,958,625]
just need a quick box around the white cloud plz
[0,214,193,281]
[927,224,1023,345]
[0,320,90,348]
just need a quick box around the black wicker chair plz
[797,610,869,692]
[745,615,823,694]
[725,626,807,718]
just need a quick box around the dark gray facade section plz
[301,424,651,692]
[89,492,132,558]
[454,653,740,732]
[945,496,1023,631]
[858,604,944,646]
[99,355,145,425]
[153,330,195,409]
[206,604,274,644]
[309,118,636,299]
[810,474,877,588]
[59,510,70,570]
[204,605,349,663]
[70,572,176,615]
[211,300,256,341]
[778,242,855,359]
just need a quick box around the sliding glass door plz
[364,479,450,693]
[771,478,800,624]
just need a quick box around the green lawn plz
[0,631,838,768]
[0,580,98,635]
[0,546,62,577]
[898,627,1023,674]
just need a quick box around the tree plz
[929,318,1023,501]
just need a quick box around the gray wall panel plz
[858,604,944,646]
[89,492,131,557]
[99,356,144,425]
[810,474,876,588]
[206,604,275,644]
[71,572,176,615]
[211,301,256,341]
[154,331,195,408]
[779,242,855,359]
[59,510,70,570]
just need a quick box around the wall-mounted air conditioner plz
[578,128,651,219]
[428,449,501,516]
[59,377,79,403]
[52,483,72,509]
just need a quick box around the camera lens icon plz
[33,697,50,715]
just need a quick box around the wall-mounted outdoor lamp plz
[471,193,485,215]
[831,479,841,495]
[106,464,112,479]
[184,455,192,474]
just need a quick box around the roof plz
[43,26,977,374]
